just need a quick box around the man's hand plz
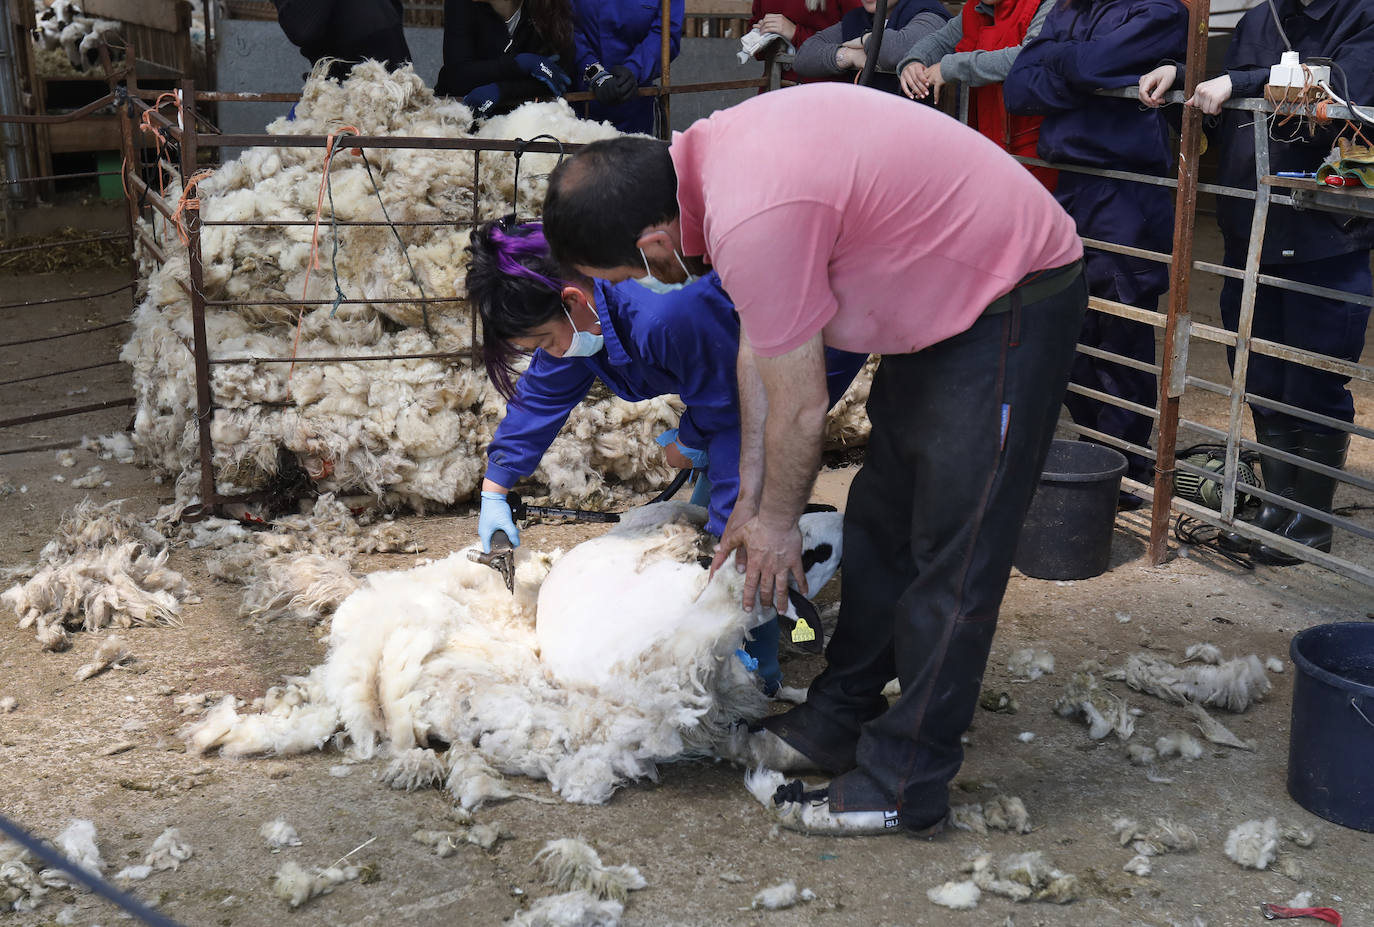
[757,12,797,43]
[900,60,930,99]
[1137,63,1177,108]
[711,512,806,614]
[1186,73,1232,115]
[591,65,638,105]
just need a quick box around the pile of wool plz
[963,851,1081,904]
[1111,817,1199,877]
[185,494,420,624]
[1105,647,1272,712]
[126,61,872,515]
[1,500,189,651]
[1224,818,1315,878]
[185,503,840,805]
[1053,670,1136,741]
[948,794,1033,835]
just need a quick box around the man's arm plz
[712,333,829,613]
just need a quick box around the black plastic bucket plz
[1013,439,1127,581]
[1287,622,1374,831]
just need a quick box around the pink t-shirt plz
[670,83,1083,358]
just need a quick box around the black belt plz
[984,258,1084,316]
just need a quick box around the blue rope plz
[0,812,186,927]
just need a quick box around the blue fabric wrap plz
[570,0,684,132]
[1214,0,1374,263]
[486,273,868,536]
[1002,0,1187,174]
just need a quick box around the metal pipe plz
[4,169,122,185]
[0,282,135,310]
[1150,0,1209,565]
[857,0,888,87]
[0,397,135,430]
[0,319,129,348]
[211,352,468,366]
[660,0,672,137]
[0,0,33,203]
[182,80,218,515]
[0,93,118,124]
[0,359,122,387]
[0,234,127,256]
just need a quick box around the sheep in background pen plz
[186,503,845,806]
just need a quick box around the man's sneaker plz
[744,769,943,838]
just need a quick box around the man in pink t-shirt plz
[544,82,1086,836]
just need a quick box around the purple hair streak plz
[489,222,567,294]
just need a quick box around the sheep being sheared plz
[186,503,844,805]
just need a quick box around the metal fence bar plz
[0,397,135,429]
[1064,383,1161,421]
[0,319,130,347]
[0,360,123,387]
[0,233,126,256]
[0,282,135,310]
[1074,343,1162,376]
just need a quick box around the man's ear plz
[561,284,590,313]
[634,226,671,259]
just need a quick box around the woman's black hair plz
[466,218,570,401]
[527,0,574,58]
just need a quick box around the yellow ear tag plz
[791,618,816,644]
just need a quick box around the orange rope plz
[170,168,216,246]
[288,125,361,379]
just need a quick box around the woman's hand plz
[900,60,930,99]
[757,13,798,43]
[1138,63,1177,108]
[1186,73,1233,115]
[836,44,866,71]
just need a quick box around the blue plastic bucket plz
[1287,622,1374,831]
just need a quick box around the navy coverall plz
[1215,0,1374,430]
[485,272,866,689]
[1004,0,1187,484]
[570,0,684,134]
[435,0,574,112]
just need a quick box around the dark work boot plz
[1219,421,1302,552]
[1253,430,1350,566]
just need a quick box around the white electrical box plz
[1270,51,1331,89]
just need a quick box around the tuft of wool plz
[1113,817,1199,857]
[966,852,1080,905]
[507,890,624,927]
[1188,702,1255,751]
[1,848,49,912]
[534,839,646,903]
[0,696,16,712]
[1266,657,1285,673]
[413,823,503,856]
[239,552,359,624]
[983,795,1032,834]
[1183,643,1223,665]
[1122,855,1152,877]
[1286,891,1314,908]
[145,828,192,871]
[1224,818,1279,870]
[43,819,104,888]
[1007,648,1055,681]
[184,505,836,805]
[1107,652,1271,712]
[1155,731,1204,761]
[750,880,814,910]
[73,634,130,681]
[271,860,361,908]
[382,747,448,792]
[927,879,981,910]
[70,466,105,489]
[1125,744,1157,766]
[1054,671,1134,741]
[260,818,302,850]
[3,501,186,650]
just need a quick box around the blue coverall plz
[485,272,867,690]
[1003,0,1187,484]
[570,0,684,134]
[1214,0,1374,430]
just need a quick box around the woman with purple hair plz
[466,218,866,695]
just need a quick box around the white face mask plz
[635,246,698,294]
[561,305,604,358]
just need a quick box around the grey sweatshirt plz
[896,0,1055,86]
[792,11,951,78]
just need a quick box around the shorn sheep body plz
[186,503,843,805]
[124,61,873,516]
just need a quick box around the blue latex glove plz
[479,490,521,553]
[514,53,571,95]
[656,428,709,470]
[464,83,501,117]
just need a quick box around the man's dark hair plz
[543,136,679,270]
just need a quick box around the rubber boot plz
[1218,421,1302,552]
[1253,431,1349,566]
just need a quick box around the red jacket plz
[750,0,862,82]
